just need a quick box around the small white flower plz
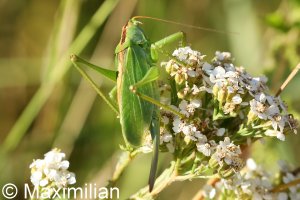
[232,94,243,105]
[172,47,189,61]
[210,66,226,83]
[190,99,202,108]
[216,128,225,136]
[191,84,200,95]
[216,51,231,61]
[172,117,185,134]
[179,99,201,117]
[187,69,197,77]
[265,130,285,141]
[140,145,153,153]
[172,46,202,65]
[161,116,169,125]
[67,173,76,185]
[202,62,213,73]
[182,124,202,141]
[39,179,49,187]
[30,171,43,186]
[278,192,288,200]
[197,142,214,157]
[59,160,70,170]
[140,135,153,153]
[203,185,216,199]
[44,150,65,164]
[246,158,257,171]
[213,137,242,166]
[179,100,189,116]
[160,129,173,143]
[227,86,235,94]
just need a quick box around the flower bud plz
[175,74,185,85]
[209,156,220,170]
[165,62,173,74]
[217,89,226,105]
[218,166,235,178]
[247,110,257,124]
[177,90,185,99]
[184,136,192,144]
[212,85,219,97]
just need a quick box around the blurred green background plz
[1,0,300,199]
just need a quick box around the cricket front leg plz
[151,31,187,61]
[151,32,187,106]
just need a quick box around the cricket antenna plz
[132,15,238,35]
[275,63,300,97]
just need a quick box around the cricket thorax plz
[117,20,150,52]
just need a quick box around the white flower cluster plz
[161,46,297,143]
[210,137,243,171]
[157,46,298,184]
[248,92,297,141]
[164,46,205,84]
[30,148,76,189]
[203,159,300,200]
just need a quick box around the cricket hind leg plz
[71,54,118,82]
[70,55,119,114]
[150,31,187,61]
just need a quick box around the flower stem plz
[271,177,300,193]
[129,161,177,199]
[107,150,137,188]
[129,156,204,199]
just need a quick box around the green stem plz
[129,157,219,199]
[129,156,186,200]
[129,161,177,200]
[107,151,137,188]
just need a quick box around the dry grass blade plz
[276,63,300,97]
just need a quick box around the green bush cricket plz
[71,16,224,191]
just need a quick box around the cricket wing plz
[117,46,156,147]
